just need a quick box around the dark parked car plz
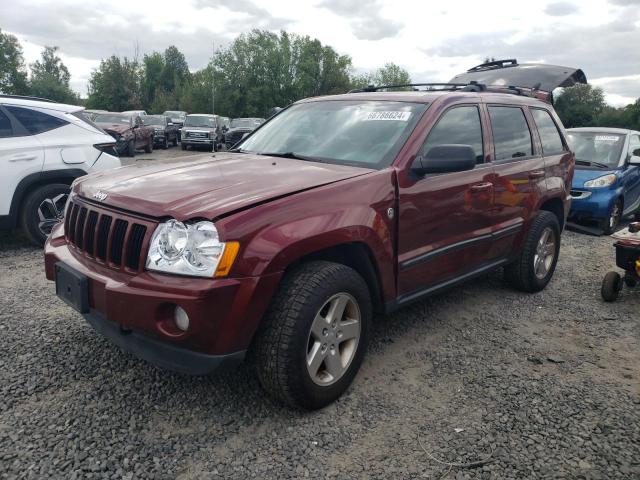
[94,113,154,157]
[142,115,179,149]
[180,114,220,151]
[45,60,582,409]
[162,110,187,140]
[225,117,265,149]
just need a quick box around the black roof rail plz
[347,81,546,100]
[0,94,56,103]
[466,59,518,72]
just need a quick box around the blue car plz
[567,128,640,234]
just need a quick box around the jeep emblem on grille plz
[93,191,108,201]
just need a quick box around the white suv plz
[0,95,121,246]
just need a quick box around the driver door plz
[397,104,495,298]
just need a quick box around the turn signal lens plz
[214,241,240,277]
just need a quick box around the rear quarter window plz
[5,106,68,135]
[488,106,533,161]
[531,109,566,155]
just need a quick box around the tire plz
[181,143,187,150]
[144,137,153,153]
[504,211,561,292]
[126,139,136,157]
[20,183,70,247]
[253,261,372,410]
[601,200,622,235]
[601,271,622,302]
[162,136,168,149]
[172,135,178,146]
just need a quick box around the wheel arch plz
[5,169,86,229]
[539,196,566,231]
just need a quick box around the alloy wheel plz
[37,193,68,236]
[306,293,361,386]
[533,226,556,279]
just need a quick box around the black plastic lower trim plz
[83,310,246,375]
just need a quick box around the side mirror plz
[630,155,640,166]
[412,144,477,176]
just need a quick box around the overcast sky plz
[1,0,639,105]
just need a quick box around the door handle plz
[529,170,545,179]
[469,182,493,193]
[9,154,38,162]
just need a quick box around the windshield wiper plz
[576,159,610,169]
[259,152,323,162]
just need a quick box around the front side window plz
[0,109,13,138]
[239,100,428,168]
[531,109,565,155]
[629,135,640,158]
[420,105,484,163]
[5,106,68,135]
[488,106,533,161]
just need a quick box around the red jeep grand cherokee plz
[45,60,584,409]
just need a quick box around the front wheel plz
[144,137,153,153]
[504,211,561,292]
[126,139,135,157]
[601,200,622,235]
[20,183,70,246]
[253,261,372,410]
[162,136,169,149]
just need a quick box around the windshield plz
[231,118,263,128]
[567,131,625,168]
[184,116,216,127]
[94,113,131,125]
[142,115,165,126]
[238,101,427,168]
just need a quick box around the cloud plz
[317,0,403,40]
[544,2,579,16]
[423,12,640,80]
[591,75,640,101]
[194,0,293,30]
[609,0,640,5]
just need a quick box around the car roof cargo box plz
[450,59,587,93]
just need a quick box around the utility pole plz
[211,40,215,115]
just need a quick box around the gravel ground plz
[1,217,640,478]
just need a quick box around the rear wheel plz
[20,183,70,247]
[253,261,371,410]
[504,211,560,292]
[602,200,622,235]
[601,271,622,302]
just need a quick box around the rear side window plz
[421,106,484,163]
[0,109,13,138]
[5,106,68,135]
[532,109,565,155]
[488,106,533,161]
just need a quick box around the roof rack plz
[0,94,56,103]
[348,81,548,101]
[466,59,518,72]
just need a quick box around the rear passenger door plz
[485,104,546,260]
[0,106,45,217]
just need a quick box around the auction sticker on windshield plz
[595,135,621,142]
[363,111,412,121]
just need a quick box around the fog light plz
[174,306,190,331]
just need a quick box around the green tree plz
[349,62,412,90]
[140,51,164,110]
[161,45,190,93]
[0,29,29,95]
[86,55,141,111]
[212,30,353,117]
[554,84,606,128]
[29,46,78,103]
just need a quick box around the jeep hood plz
[74,153,374,220]
[450,60,587,93]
